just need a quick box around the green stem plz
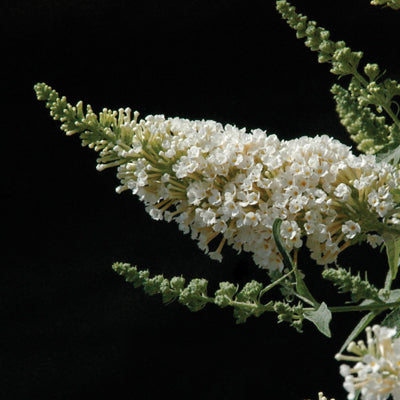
[305,299,400,313]
[218,299,400,315]
[258,269,294,299]
[228,300,271,311]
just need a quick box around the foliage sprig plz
[276,1,400,158]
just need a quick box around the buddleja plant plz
[34,1,400,399]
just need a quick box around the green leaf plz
[294,274,319,307]
[376,142,400,165]
[381,288,400,303]
[383,232,400,288]
[381,307,400,338]
[272,219,294,269]
[339,311,379,354]
[304,302,332,338]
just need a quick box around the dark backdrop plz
[2,1,399,399]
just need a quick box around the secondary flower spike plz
[34,83,400,274]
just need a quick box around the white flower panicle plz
[34,83,400,272]
[97,111,399,273]
[336,325,400,400]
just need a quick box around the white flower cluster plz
[106,110,400,273]
[336,325,400,400]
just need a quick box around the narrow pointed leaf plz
[339,311,379,354]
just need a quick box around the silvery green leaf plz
[304,302,332,338]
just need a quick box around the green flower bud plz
[170,276,186,291]
[236,281,263,303]
[160,279,179,304]
[214,295,231,308]
[364,63,381,82]
[215,282,238,299]
[117,263,139,283]
[134,269,150,288]
[143,275,164,296]
[214,282,238,308]
[178,279,209,312]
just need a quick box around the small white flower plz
[135,170,148,186]
[187,145,201,158]
[243,211,259,227]
[196,208,216,226]
[147,207,163,221]
[368,191,380,208]
[289,196,308,214]
[187,181,208,205]
[220,199,240,218]
[213,219,227,233]
[366,234,384,249]
[342,220,361,240]
[280,220,299,240]
[312,223,330,243]
[334,183,351,200]
[208,188,222,206]
[209,251,223,262]
[165,148,176,158]
[376,201,393,218]
[354,175,376,190]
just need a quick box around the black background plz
[2,1,400,399]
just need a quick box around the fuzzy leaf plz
[304,302,332,338]
[385,289,400,303]
[294,274,319,307]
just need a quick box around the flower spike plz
[35,83,400,276]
